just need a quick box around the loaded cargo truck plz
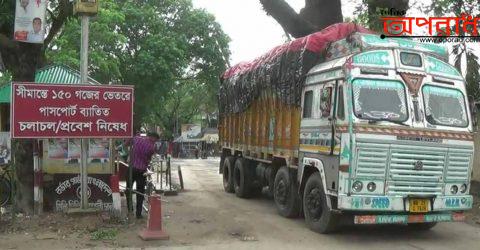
[218,23,474,233]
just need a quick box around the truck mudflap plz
[354,212,465,225]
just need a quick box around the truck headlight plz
[352,181,363,192]
[460,184,467,193]
[367,182,376,192]
[450,185,458,194]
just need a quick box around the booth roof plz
[0,64,100,103]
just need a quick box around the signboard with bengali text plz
[11,83,134,138]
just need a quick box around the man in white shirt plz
[27,17,44,43]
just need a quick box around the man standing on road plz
[127,132,159,219]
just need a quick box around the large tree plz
[49,0,230,132]
[260,0,410,37]
[425,0,480,103]
[1,0,229,212]
[0,0,74,213]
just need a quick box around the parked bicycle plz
[0,165,12,207]
[142,168,156,213]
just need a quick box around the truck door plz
[319,82,335,155]
[300,81,335,155]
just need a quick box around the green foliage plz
[352,2,370,28]
[90,228,118,241]
[352,0,410,32]
[47,0,127,84]
[424,0,480,102]
[0,0,16,36]
[0,71,12,87]
[466,50,480,101]
[47,0,230,132]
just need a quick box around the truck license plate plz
[409,199,429,213]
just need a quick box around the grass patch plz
[90,228,118,241]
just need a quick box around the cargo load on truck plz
[219,23,373,115]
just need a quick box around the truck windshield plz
[352,79,408,122]
[422,85,468,127]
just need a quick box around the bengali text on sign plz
[11,83,134,138]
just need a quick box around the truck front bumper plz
[338,194,472,225]
[338,194,473,212]
[354,212,466,224]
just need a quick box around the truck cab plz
[299,34,473,229]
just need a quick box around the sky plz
[192,0,358,65]
[191,0,475,75]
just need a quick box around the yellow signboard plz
[74,0,99,15]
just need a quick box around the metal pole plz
[168,157,172,191]
[33,140,43,215]
[80,15,89,209]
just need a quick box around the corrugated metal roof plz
[0,84,10,103]
[35,64,100,85]
[0,64,101,103]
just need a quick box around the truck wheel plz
[274,166,301,218]
[303,172,339,233]
[266,168,277,199]
[223,156,235,193]
[233,158,253,198]
[407,222,437,230]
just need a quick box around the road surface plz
[161,158,480,250]
[2,158,479,249]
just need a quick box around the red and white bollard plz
[138,194,169,240]
[110,174,121,216]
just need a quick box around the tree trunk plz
[260,0,343,38]
[367,0,410,31]
[0,40,43,214]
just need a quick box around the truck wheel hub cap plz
[275,180,287,204]
[306,188,322,219]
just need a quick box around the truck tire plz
[233,158,254,198]
[303,172,339,234]
[223,156,235,193]
[266,168,277,199]
[274,166,301,218]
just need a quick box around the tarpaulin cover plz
[219,23,373,115]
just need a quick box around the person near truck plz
[126,132,160,219]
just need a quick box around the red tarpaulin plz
[219,23,373,115]
[222,23,373,79]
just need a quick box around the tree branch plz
[0,33,18,50]
[259,0,317,38]
[44,0,73,47]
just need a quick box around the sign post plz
[77,0,100,210]
[80,15,90,210]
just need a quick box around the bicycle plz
[0,165,12,207]
[142,168,156,213]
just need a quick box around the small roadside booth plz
[37,65,115,212]
[200,128,219,157]
[173,136,202,158]
[173,127,219,158]
[8,65,119,212]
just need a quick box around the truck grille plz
[446,148,472,182]
[355,142,388,178]
[354,141,473,196]
[388,145,445,195]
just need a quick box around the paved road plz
[162,158,480,250]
